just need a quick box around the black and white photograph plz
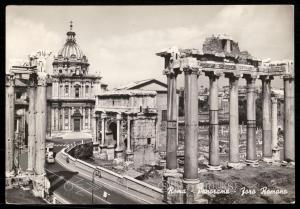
[4,5,295,204]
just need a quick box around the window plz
[59,112,63,130]
[86,86,89,94]
[85,108,89,127]
[162,110,167,121]
[147,138,151,145]
[65,85,69,95]
[65,108,69,128]
[16,92,22,99]
[75,87,80,98]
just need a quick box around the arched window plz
[75,87,80,98]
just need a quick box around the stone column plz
[283,75,295,162]
[27,79,36,174]
[182,58,200,204]
[271,97,280,162]
[225,73,244,169]
[126,116,134,162]
[114,113,124,163]
[244,75,258,166]
[206,72,222,171]
[6,73,15,177]
[165,70,179,171]
[51,108,54,133]
[33,72,50,197]
[261,76,273,162]
[92,113,99,158]
[99,113,107,160]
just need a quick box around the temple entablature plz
[157,35,293,78]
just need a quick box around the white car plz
[46,153,55,164]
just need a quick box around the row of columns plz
[162,56,294,203]
[6,71,50,197]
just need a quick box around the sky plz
[6,5,294,89]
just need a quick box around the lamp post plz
[92,169,96,204]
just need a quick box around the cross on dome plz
[70,20,73,31]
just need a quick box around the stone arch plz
[106,118,117,147]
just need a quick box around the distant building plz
[115,78,176,151]
[47,25,106,139]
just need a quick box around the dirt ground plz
[199,163,295,204]
[6,188,47,204]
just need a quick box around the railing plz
[60,145,163,202]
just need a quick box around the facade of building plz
[94,90,159,168]
[47,25,105,139]
[115,79,173,151]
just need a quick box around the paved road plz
[46,162,140,204]
[18,138,152,204]
[45,138,143,204]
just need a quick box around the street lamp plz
[92,169,98,204]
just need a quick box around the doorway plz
[74,118,81,132]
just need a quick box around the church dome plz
[58,30,84,59]
[53,22,89,76]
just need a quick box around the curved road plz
[16,138,147,204]
[45,138,143,204]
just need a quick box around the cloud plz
[6,17,61,72]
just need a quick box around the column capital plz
[181,57,199,74]
[259,75,274,81]
[204,71,221,79]
[283,74,294,80]
[5,73,15,87]
[224,72,241,80]
[182,57,200,75]
[36,72,48,86]
[101,112,107,119]
[243,73,259,82]
[271,97,278,104]
[163,69,180,77]
[116,113,122,120]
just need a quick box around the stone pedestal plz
[113,149,124,165]
[32,174,50,198]
[227,162,246,170]
[126,150,134,162]
[93,142,100,158]
[162,169,183,204]
[245,159,259,167]
[183,179,206,204]
[99,144,108,160]
[106,145,115,161]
